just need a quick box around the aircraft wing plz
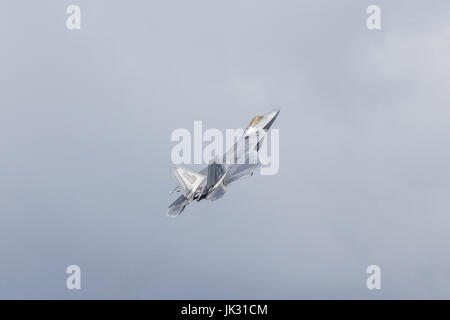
[172,167,206,199]
[207,185,226,201]
[223,163,261,185]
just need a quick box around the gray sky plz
[1,0,450,299]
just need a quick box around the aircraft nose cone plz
[266,108,280,117]
[272,109,280,119]
[262,109,280,131]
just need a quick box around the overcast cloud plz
[1,1,450,299]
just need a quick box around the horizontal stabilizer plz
[167,195,188,217]
[172,167,206,199]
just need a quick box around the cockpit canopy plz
[248,115,263,127]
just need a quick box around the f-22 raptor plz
[168,109,280,217]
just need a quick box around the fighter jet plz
[167,109,280,217]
